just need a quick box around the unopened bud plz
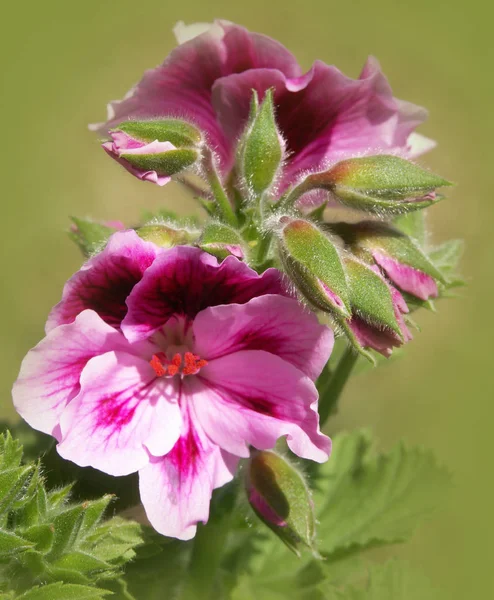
[285,155,451,215]
[103,119,203,186]
[198,222,245,260]
[349,222,446,301]
[238,89,285,198]
[342,256,412,358]
[246,451,318,557]
[279,218,351,318]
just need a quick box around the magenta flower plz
[13,231,332,540]
[92,20,434,192]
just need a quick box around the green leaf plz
[54,551,112,574]
[326,560,439,600]
[69,218,118,257]
[393,212,426,246]
[20,524,54,553]
[0,530,34,556]
[46,505,84,561]
[0,432,23,470]
[0,465,34,518]
[313,431,452,554]
[17,582,112,600]
[429,239,464,287]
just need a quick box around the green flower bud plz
[278,218,351,317]
[246,450,318,557]
[238,89,285,198]
[137,224,200,247]
[283,155,451,215]
[198,222,245,260]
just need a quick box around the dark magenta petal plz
[47,231,160,332]
[122,247,287,342]
[92,21,301,168]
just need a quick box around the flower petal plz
[47,231,160,332]
[57,351,182,476]
[194,351,330,463]
[373,251,438,301]
[193,294,333,380]
[122,247,287,342]
[139,396,238,540]
[92,21,300,169]
[12,310,131,438]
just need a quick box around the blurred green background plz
[1,0,492,597]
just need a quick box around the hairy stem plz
[203,149,238,227]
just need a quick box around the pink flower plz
[12,231,332,540]
[92,21,433,192]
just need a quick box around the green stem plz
[256,231,273,265]
[204,150,238,227]
[180,484,238,600]
[318,346,359,425]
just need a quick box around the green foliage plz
[313,430,451,554]
[225,430,450,599]
[0,432,144,597]
[429,239,465,290]
[68,218,118,257]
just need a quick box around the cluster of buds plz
[90,88,455,359]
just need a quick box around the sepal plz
[136,223,200,247]
[69,218,124,257]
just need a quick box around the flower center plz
[149,352,208,378]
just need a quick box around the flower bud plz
[238,89,285,198]
[285,155,451,215]
[103,119,203,186]
[342,256,412,358]
[350,222,446,301]
[278,218,351,318]
[245,450,317,557]
[198,222,245,260]
[137,224,200,248]
[69,217,125,256]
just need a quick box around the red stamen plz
[171,353,182,368]
[150,354,167,377]
[167,364,179,376]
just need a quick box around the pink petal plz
[122,247,287,343]
[47,231,160,332]
[194,351,330,463]
[193,294,333,380]
[139,398,238,540]
[57,351,182,476]
[12,310,131,438]
[91,21,300,169]
[373,251,438,301]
